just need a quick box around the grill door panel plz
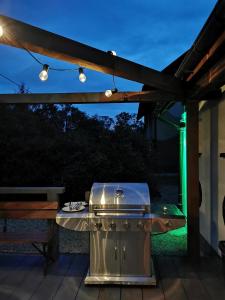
[120,232,150,276]
[90,232,120,276]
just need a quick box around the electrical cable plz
[22,43,79,71]
[112,74,116,89]
[0,73,21,87]
[5,29,81,72]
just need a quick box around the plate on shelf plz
[64,201,88,207]
[62,205,85,213]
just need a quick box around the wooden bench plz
[0,201,59,275]
[0,187,65,201]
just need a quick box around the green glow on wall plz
[169,227,187,237]
[180,111,187,233]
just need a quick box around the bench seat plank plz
[0,210,57,219]
[0,201,58,210]
[0,201,60,269]
[0,232,51,243]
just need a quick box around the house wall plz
[144,112,179,173]
[218,99,225,245]
[157,119,177,141]
[199,109,211,245]
[199,96,225,254]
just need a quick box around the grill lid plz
[89,183,150,213]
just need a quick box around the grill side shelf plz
[150,204,186,233]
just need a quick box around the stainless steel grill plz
[56,182,186,285]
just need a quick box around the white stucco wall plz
[199,96,225,254]
[199,109,211,245]
[218,100,225,244]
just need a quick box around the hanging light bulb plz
[105,89,113,98]
[79,67,86,83]
[105,88,118,98]
[107,50,117,56]
[0,25,3,37]
[39,64,49,81]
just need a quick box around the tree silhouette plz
[0,103,156,201]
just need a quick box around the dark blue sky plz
[0,0,217,117]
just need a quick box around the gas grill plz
[56,182,185,285]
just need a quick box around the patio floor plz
[0,253,224,300]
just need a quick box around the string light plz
[1,24,118,89]
[107,50,117,56]
[0,25,3,37]
[78,67,86,83]
[105,90,113,98]
[105,68,118,97]
[0,24,88,85]
[105,88,118,98]
[39,64,49,81]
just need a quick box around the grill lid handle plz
[115,189,124,196]
[93,208,146,216]
[114,188,124,201]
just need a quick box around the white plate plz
[62,205,85,212]
[64,201,88,206]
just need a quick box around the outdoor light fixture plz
[0,25,3,37]
[78,67,86,83]
[107,50,117,56]
[39,64,49,81]
[180,111,187,220]
[105,88,118,98]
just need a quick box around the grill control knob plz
[137,221,144,230]
[123,221,130,230]
[110,222,116,230]
[95,222,102,230]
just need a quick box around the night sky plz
[0,0,217,117]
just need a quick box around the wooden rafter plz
[0,15,184,97]
[186,31,225,82]
[189,53,225,99]
[0,90,179,104]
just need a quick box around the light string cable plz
[0,73,21,88]
[104,52,118,97]
[3,27,84,75]
[23,46,79,72]
[112,51,118,92]
[22,44,87,82]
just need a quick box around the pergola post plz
[186,101,200,259]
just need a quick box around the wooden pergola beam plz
[186,101,200,260]
[0,91,180,104]
[0,15,184,97]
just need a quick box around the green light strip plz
[168,111,187,238]
[180,111,187,217]
[180,111,187,235]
